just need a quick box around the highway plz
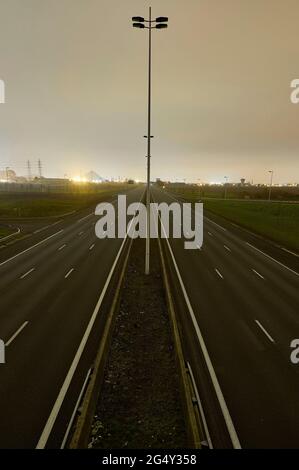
[0,187,144,449]
[152,188,299,448]
[0,185,298,448]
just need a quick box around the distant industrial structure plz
[85,171,105,183]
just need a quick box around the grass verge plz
[166,188,299,252]
[0,184,137,218]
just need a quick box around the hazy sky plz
[0,0,299,183]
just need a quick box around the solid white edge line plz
[0,227,21,242]
[34,221,61,234]
[36,191,144,449]
[60,368,92,449]
[255,320,275,344]
[76,213,93,223]
[0,230,64,268]
[76,198,118,225]
[152,192,241,449]
[281,247,299,258]
[187,361,213,449]
[252,269,265,280]
[161,190,227,233]
[203,216,227,232]
[0,196,124,267]
[246,242,299,277]
[6,321,29,347]
[20,268,35,279]
[166,191,299,274]
[215,268,224,279]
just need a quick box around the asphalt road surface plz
[1,185,298,448]
[0,187,144,449]
[152,188,299,448]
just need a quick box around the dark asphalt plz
[0,186,298,448]
[153,188,299,449]
[0,188,144,448]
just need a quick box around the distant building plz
[34,177,69,187]
[85,171,105,183]
[168,182,186,188]
[0,169,17,182]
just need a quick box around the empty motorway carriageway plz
[151,187,299,449]
[0,188,145,448]
[0,185,298,450]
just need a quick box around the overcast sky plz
[0,0,298,183]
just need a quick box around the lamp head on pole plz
[155,17,168,23]
[132,16,145,22]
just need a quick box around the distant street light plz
[132,8,168,275]
[224,176,228,199]
[268,170,274,201]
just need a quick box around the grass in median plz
[166,188,299,252]
[0,184,138,218]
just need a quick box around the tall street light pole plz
[268,170,274,201]
[132,9,168,275]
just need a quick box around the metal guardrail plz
[157,235,202,449]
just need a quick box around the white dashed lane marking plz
[255,320,275,344]
[20,268,35,280]
[252,269,265,280]
[215,268,224,279]
[65,268,74,279]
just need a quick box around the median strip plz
[87,237,188,449]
